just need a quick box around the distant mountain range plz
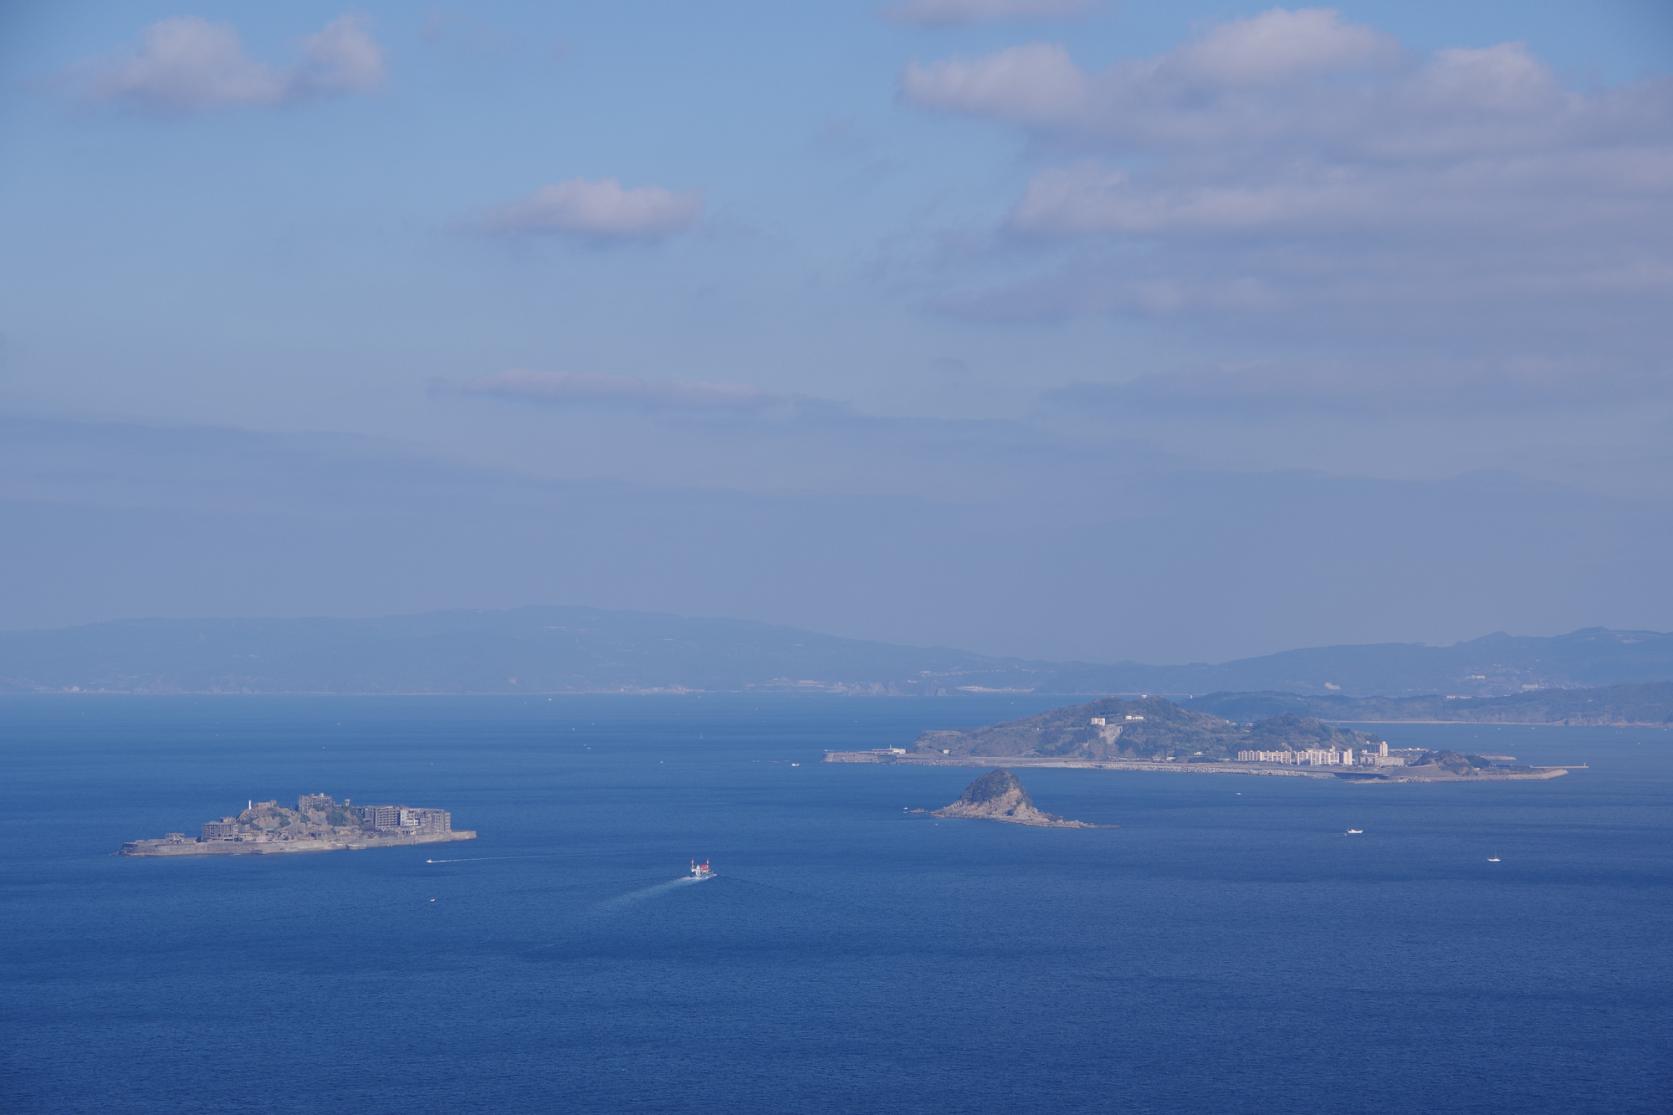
[1187,682,1673,727]
[0,606,1670,700]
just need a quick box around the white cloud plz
[1173,7,1398,84]
[294,15,386,95]
[485,179,703,241]
[900,44,1089,126]
[1415,43,1558,110]
[90,18,286,109]
[885,0,1092,27]
[897,11,1581,153]
[457,371,783,415]
[898,6,1673,378]
[450,371,1027,446]
[1042,353,1673,418]
[85,14,383,111]
[1011,165,1381,234]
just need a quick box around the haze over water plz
[2,696,1669,1113]
[7,4,1672,1112]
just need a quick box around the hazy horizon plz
[4,2,1671,661]
[2,595,1667,670]
[6,9,1670,1111]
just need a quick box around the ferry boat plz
[689,858,714,881]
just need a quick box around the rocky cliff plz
[931,769,1098,828]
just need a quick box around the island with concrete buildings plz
[120,793,476,856]
[825,697,1572,782]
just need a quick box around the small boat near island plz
[689,858,714,881]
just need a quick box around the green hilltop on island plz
[121,793,476,856]
[826,696,1575,782]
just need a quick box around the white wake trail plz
[425,851,596,865]
[594,876,700,912]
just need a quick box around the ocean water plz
[1,696,1670,1114]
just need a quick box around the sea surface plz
[2,696,1670,1114]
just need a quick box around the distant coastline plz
[4,609,1670,705]
[1184,682,1673,729]
[826,694,1582,783]
[1330,719,1666,728]
[9,690,1670,731]
[15,690,1670,730]
[825,751,1569,782]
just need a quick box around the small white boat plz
[790,762,800,768]
[1344,828,1365,835]
[1487,856,1502,863]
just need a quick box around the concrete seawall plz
[121,830,478,857]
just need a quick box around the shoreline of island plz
[826,694,1587,783]
[925,769,1105,827]
[824,751,1569,782]
[120,794,477,857]
[122,831,477,857]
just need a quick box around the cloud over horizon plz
[453,370,792,416]
[484,179,703,242]
[1042,356,1673,419]
[6,410,1669,663]
[80,14,384,111]
[898,6,1673,415]
[9,2,1672,655]
[885,0,1092,27]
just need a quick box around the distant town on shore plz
[827,697,1578,783]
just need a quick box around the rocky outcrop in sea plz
[931,769,1100,828]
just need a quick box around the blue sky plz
[2,2,1670,661]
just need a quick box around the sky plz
[1,1,1671,662]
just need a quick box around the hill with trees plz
[914,697,1378,761]
[1187,682,1673,726]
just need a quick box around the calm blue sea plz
[2,696,1670,1114]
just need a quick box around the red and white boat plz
[689,858,714,881]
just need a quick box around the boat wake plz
[424,851,597,865]
[594,876,701,912]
